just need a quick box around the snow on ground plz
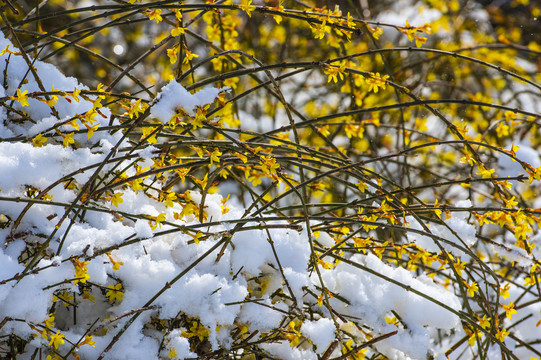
[0,24,527,360]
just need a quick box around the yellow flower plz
[385,316,398,326]
[110,192,124,208]
[356,181,368,193]
[504,196,518,208]
[504,110,517,122]
[527,165,541,184]
[223,76,238,89]
[96,82,106,94]
[415,36,427,47]
[79,335,95,347]
[164,192,177,207]
[191,106,207,128]
[84,122,99,139]
[367,24,383,39]
[345,123,364,138]
[468,331,483,346]
[317,293,324,307]
[460,151,476,166]
[171,26,186,37]
[285,321,302,347]
[147,9,162,23]
[16,88,29,106]
[260,155,280,176]
[0,44,13,55]
[128,99,146,119]
[342,338,366,360]
[149,212,167,230]
[379,200,393,213]
[183,49,199,64]
[54,291,74,307]
[68,119,80,130]
[476,165,495,179]
[453,258,466,276]
[249,171,265,186]
[496,122,510,138]
[173,9,182,21]
[221,200,230,215]
[167,46,179,64]
[432,199,442,219]
[71,88,81,102]
[495,328,509,342]
[84,109,97,123]
[72,258,90,284]
[48,84,59,107]
[235,153,248,163]
[191,231,203,245]
[239,0,256,17]
[402,20,417,41]
[324,62,346,83]
[465,281,478,297]
[399,20,430,47]
[32,133,47,147]
[82,289,95,302]
[270,1,284,24]
[311,20,331,40]
[175,168,190,186]
[48,330,65,349]
[62,132,75,147]
[501,302,517,320]
[45,314,55,329]
[181,321,210,341]
[478,315,490,329]
[366,72,389,93]
[514,222,533,241]
[106,252,124,271]
[106,283,124,303]
[500,283,510,299]
[318,258,333,269]
[209,148,222,165]
[524,275,538,286]
[140,126,158,143]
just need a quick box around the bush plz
[1,0,541,359]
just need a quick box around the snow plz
[498,142,541,179]
[260,341,318,360]
[0,29,464,360]
[0,248,24,302]
[406,199,476,257]
[2,7,540,360]
[165,329,196,359]
[301,318,336,354]
[150,80,222,121]
[237,298,287,332]
[319,253,461,359]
